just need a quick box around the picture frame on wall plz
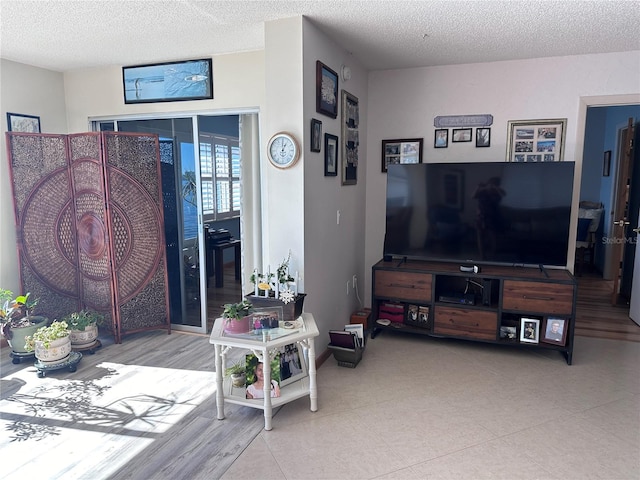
[341,90,359,185]
[476,128,491,147]
[324,133,338,176]
[452,128,472,143]
[310,118,322,153]
[434,129,448,148]
[6,112,41,133]
[316,61,338,118]
[381,138,424,172]
[122,58,213,104]
[506,118,567,162]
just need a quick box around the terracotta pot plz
[69,324,98,348]
[224,315,252,334]
[35,336,72,364]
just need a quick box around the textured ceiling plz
[1,0,639,73]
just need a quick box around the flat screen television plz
[384,161,575,267]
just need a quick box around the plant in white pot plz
[63,310,104,348]
[225,361,246,387]
[0,289,48,362]
[24,320,71,364]
[222,299,254,334]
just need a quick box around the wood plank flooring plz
[574,272,640,342]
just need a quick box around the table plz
[208,238,241,288]
[209,312,318,430]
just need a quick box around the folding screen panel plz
[6,132,170,343]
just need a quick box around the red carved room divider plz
[6,131,170,343]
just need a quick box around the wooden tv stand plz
[371,259,577,364]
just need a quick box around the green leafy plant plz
[62,310,105,330]
[24,320,70,351]
[222,300,254,321]
[224,361,246,377]
[0,290,40,337]
[277,251,294,285]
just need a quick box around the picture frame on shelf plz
[316,61,338,118]
[122,58,213,104]
[452,128,472,143]
[251,306,284,330]
[246,353,281,399]
[7,112,41,133]
[341,90,359,185]
[381,138,424,173]
[310,118,322,153]
[278,343,308,387]
[476,127,491,147]
[434,129,448,148]
[541,317,568,346]
[506,118,567,162]
[324,133,338,176]
[520,317,540,343]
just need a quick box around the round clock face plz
[268,132,299,169]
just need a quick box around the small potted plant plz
[222,299,254,334]
[24,320,71,364]
[1,289,48,361]
[63,310,104,348]
[225,361,246,387]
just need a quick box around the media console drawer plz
[374,270,432,301]
[434,307,497,340]
[502,280,573,315]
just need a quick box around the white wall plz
[0,59,68,292]
[302,19,369,346]
[364,51,640,305]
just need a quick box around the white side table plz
[209,312,319,430]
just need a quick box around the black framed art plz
[7,112,41,133]
[316,61,338,118]
[122,58,213,104]
[324,133,338,176]
[311,118,322,153]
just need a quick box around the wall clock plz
[267,132,300,169]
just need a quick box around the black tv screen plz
[384,161,575,267]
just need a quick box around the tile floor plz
[220,333,639,480]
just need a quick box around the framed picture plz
[452,128,472,142]
[324,133,338,176]
[541,317,568,346]
[603,150,611,176]
[251,306,283,330]
[316,61,338,118]
[434,129,448,148]
[310,118,322,153]
[122,58,213,104]
[476,128,491,147]
[6,112,41,133]
[381,138,424,173]
[278,343,308,387]
[245,353,281,399]
[506,118,567,162]
[520,317,540,344]
[341,90,359,185]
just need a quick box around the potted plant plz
[225,361,246,387]
[24,320,71,364]
[63,310,104,348]
[0,289,48,361]
[222,299,254,334]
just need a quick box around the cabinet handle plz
[522,295,552,301]
[390,283,415,289]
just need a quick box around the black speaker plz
[482,279,492,306]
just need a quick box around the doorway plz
[93,112,260,334]
[579,103,639,318]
